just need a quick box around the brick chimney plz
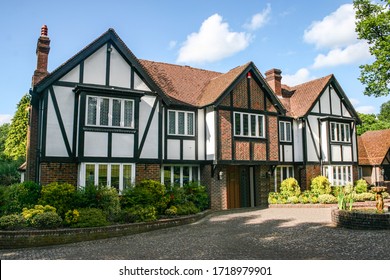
[32,25,50,86]
[265,68,282,96]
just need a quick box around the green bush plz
[75,185,121,220]
[121,180,169,214]
[119,205,157,223]
[0,214,27,230]
[310,176,331,195]
[0,160,23,186]
[318,194,338,204]
[354,179,368,193]
[183,182,209,210]
[176,202,200,215]
[30,212,63,229]
[287,196,299,204]
[352,192,375,201]
[383,192,389,199]
[0,181,41,215]
[280,178,301,197]
[298,191,319,204]
[39,182,76,216]
[71,208,109,228]
[331,186,344,197]
[164,205,177,216]
[22,205,57,224]
[64,209,80,225]
[268,192,280,204]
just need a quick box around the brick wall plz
[300,165,321,190]
[232,79,248,108]
[268,115,279,161]
[40,162,78,186]
[256,166,272,206]
[136,164,160,183]
[201,165,227,210]
[219,110,232,160]
[250,79,265,110]
[235,141,250,160]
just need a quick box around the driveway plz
[1,207,390,259]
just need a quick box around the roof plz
[358,129,390,166]
[281,75,333,118]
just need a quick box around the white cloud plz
[349,98,360,107]
[282,68,315,86]
[312,41,371,68]
[0,114,12,125]
[244,3,271,31]
[356,105,376,114]
[304,4,357,49]
[177,14,252,64]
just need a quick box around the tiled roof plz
[281,75,333,117]
[358,129,390,165]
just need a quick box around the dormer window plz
[330,122,350,143]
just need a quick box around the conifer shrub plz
[280,178,301,197]
[354,179,368,194]
[310,176,331,195]
[39,182,76,217]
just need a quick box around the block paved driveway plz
[1,207,390,260]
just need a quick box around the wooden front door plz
[227,166,240,208]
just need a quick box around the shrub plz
[183,182,209,210]
[64,209,80,225]
[287,196,299,204]
[382,192,389,199]
[310,176,331,195]
[354,179,368,194]
[331,186,344,197]
[298,190,318,204]
[121,180,169,214]
[30,212,63,229]
[318,194,338,204]
[119,206,157,223]
[268,192,280,204]
[0,214,27,230]
[22,205,57,224]
[0,181,41,215]
[164,206,177,216]
[352,192,375,201]
[176,202,200,215]
[280,178,301,197]
[39,182,76,216]
[71,208,109,228]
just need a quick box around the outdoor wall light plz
[218,171,223,180]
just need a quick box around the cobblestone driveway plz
[1,207,390,260]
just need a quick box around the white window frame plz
[86,96,135,129]
[323,165,353,186]
[234,112,265,138]
[274,165,294,192]
[330,122,350,143]
[279,121,292,142]
[167,110,195,136]
[161,165,200,187]
[79,163,135,193]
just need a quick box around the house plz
[358,129,390,187]
[25,26,361,210]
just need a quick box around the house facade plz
[358,129,390,187]
[25,26,361,210]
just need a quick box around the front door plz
[227,166,255,209]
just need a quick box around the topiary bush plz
[39,182,76,217]
[280,178,301,197]
[0,214,27,230]
[119,205,157,223]
[71,208,109,228]
[121,180,169,215]
[354,179,368,193]
[310,176,331,195]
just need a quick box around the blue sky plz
[0,0,388,124]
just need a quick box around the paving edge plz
[0,210,213,249]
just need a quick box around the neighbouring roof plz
[358,129,390,166]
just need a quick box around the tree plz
[0,123,10,160]
[357,112,390,135]
[4,94,30,160]
[378,100,390,122]
[354,0,390,97]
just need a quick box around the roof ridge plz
[139,59,223,75]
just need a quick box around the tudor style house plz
[25,26,361,210]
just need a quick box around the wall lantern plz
[218,171,224,180]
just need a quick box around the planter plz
[331,208,390,230]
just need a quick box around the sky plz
[0,0,388,125]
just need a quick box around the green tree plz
[0,123,10,160]
[4,94,30,160]
[354,0,390,97]
[357,112,390,135]
[378,100,390,122]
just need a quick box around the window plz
[168,110,195,136]
[81,163,135,193]
[330,122,350,143]
[279,121,292,142]
[323,165,352,186]
[234,112,264,138]
[162,165,200,187]
[274,166,294,192]
[86,96,134,128]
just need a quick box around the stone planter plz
[331,208,390,230]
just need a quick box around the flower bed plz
[331,208,390,230]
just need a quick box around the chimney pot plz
[32,25,50,86]
[41,25,48,37]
